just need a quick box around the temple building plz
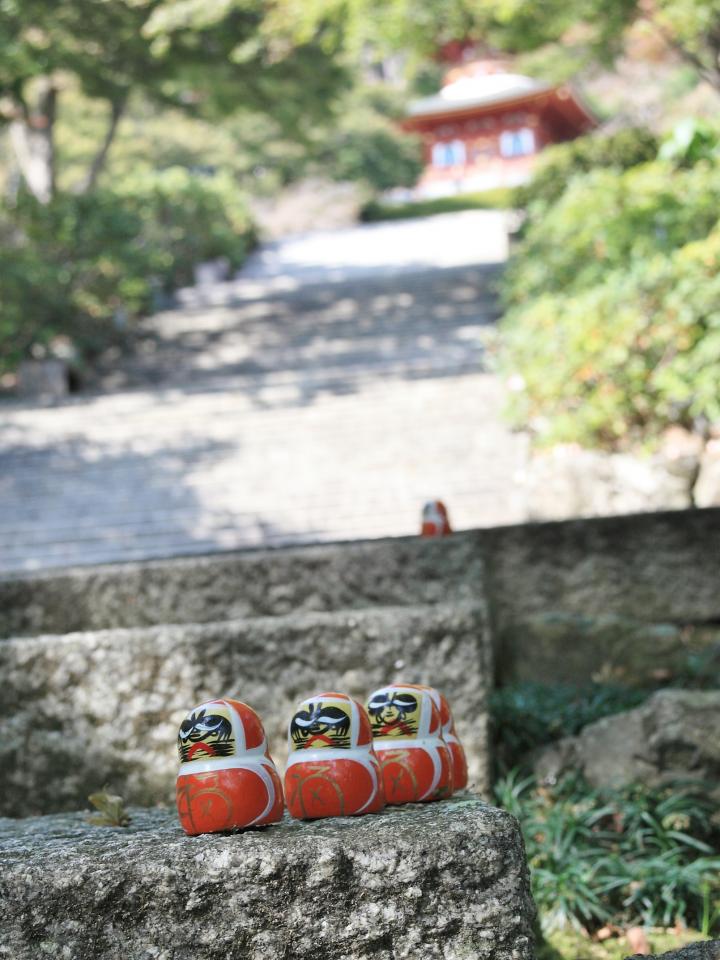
[402,60,596,197]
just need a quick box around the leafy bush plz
[504,161,720,307]
[496,771,720,935]
[0,170,255,376]
[491,682,649,773]
[502,223,720,446]
[515,127,658,217]
[659,118,720,167]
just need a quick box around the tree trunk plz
[76,94,128,195]
[9,78,57,204]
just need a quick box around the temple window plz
[499,128,535,158]
[431,140,467,168]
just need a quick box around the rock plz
[0,603,491,816]
[694,439,720,507]
[533,689,720,797]
[0,797,536,960]
[485,508,720,686]
[16,358,70,400]
[626,941,720,960]
[524,445,696,522]
[497,612,699,686]
[0,532,485,639]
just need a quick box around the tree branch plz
[76,94,128,194]
[640,11,720,92]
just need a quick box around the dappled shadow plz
[0,428,316,573]
[87,262,504,409]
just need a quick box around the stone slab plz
[0,532,484,639]
[532,689,720,799]
[0,799,535,960]
[484,508,720,683]
[626,942,720,960]
[0,603,490,817]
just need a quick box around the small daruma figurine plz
[421,500,452,537]
[367,684,452,805]
[421,686,468,792]
[284,692,385,820]
[176,698,284,835]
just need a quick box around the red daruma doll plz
[421,686,469,792]
[176,698,284,835]
[284,692,385,819]
[367,685,452,805]
[421,500,452,537]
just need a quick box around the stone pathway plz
[0,210,528,574]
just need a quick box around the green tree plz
[0,0,347,202]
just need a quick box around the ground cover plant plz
[496,771,720,940]
[490,682,650,773]
[360,187,515,222]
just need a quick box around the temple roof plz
[408,72,550,119]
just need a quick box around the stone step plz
[0,532,484,638]
[0,602,490,817]
[0,797,535,960]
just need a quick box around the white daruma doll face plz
[175,698,284,835]
[366,684,453,805]
[284,692,385,820]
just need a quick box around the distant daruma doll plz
[367,685,452,805]
[284,693,385,819]
[176,698,284,835]
[421,500,451,537]
[421,686,469,792]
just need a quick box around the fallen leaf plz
[625,926,651,955]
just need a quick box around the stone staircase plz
[2,508,718,820]
[2,508,719,959]
[0,533,491,818]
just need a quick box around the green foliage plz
[361,187,516,222]
[491,682,649,772]
[0,171,254,375]
[506,161,720,307]
[496,771,720,935]
[515,128,659,218]
[502,217,720,446]
[659,118,720,166]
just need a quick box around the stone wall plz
[0,797,536,960]
[0,533,484,638]
[3,507,718,642]
[1,603,490,817]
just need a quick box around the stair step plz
[0,797,535,960]
[0,532,484,639]
[0,602,490,817]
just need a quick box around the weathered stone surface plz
[0,798,536,960]
[694,440,720,507]
[0,532,484,638]
[533,690,720,797]
[626,941,720,960]
[525,445,696,521]
[484,508,720,683]
[16,358,70,400]
[498,613,711,687]
[0,603,490,816]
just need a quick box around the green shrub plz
[491,682,649,773]
[504,161,720,308]
[360,187,516,222]
[0,170,255,376]
[502,224,720,446]
[496,771,720,935]
[516,127,659,217]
